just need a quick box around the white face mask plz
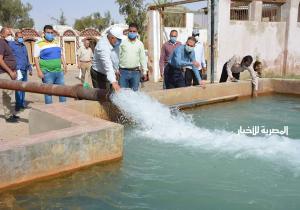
[5,35,14,42]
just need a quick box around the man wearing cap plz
[91,27,123,92]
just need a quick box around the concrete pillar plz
[147,10,161,82]
[249,1,263,21]
[208,0,231,83]
[282,0,300,76]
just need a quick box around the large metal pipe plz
[0,79,108,102]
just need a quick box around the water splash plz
[111,89,300,172]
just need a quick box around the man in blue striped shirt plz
[164,36,205,89]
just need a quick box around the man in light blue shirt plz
[165,37,205,89]
[91,27,124,92]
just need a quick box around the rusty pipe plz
[0,79,108,102]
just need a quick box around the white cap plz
[109,27,125,40]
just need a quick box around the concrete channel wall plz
[0,104,123,190]
[0,78,299,191]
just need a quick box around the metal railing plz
[262,3,282,22]
[230,1,250,21]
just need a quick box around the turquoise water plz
[1,94,300,210]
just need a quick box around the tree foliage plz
[116,0,147,41]
[0,0,34,28]
[74,12,112,32]
[51,9,68,25]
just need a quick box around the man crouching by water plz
[219,55,258,97]
[164,36,205,89]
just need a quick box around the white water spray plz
[111,90,300,172]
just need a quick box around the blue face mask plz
[45,33,54,41]
[170,37,177,44]
[185,45,194,53]
[128,32,137,40]
[113,39,122,48]
[17,38,24,43]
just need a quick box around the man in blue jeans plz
[9,31,32,111]
[34,25,67,104]
[119,23,148,91]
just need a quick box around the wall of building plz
[213,0,300,81]
[282,0,300,76]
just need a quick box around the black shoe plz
[12,115,20,119]
[5,116,19,123]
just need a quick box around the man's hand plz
[29,70,33,76]
[77,63,81,69]
[192,61,201,69]
[112,82,121,92]
[9,71,17,80]
[37,70,44,79]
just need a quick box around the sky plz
[22,0,207,30]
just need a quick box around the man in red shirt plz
[159,30,181,87]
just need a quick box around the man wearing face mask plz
[77,39,93,85]
[90,26,123,92]
[159,30,181,80]
[9,32,32,112]
[34,25,67,104]
[119,23,148,91]
[0,27,18,123]
[191,29,207,81]
[164,36,205,89]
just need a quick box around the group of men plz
[0,27,32,123]
[159,29,260,95]
[159,29,206,89]
[90,23,148,92]
[0,22,261,124]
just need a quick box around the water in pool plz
[1,91,300,210]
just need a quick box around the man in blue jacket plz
[164,36,205,89]
[9,31,32,111]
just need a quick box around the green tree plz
[51,9,68,25]
[0,0,34,28]
[116,0,147,41]
[74,12,112,32]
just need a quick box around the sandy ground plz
[0,66,163,140]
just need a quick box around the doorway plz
[64,41,76,65]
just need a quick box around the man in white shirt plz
[185,29,207,86]
[192,29,207,80]
[77,40,93,85]
[90,27,123,92]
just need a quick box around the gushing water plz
[111,90,300,173]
